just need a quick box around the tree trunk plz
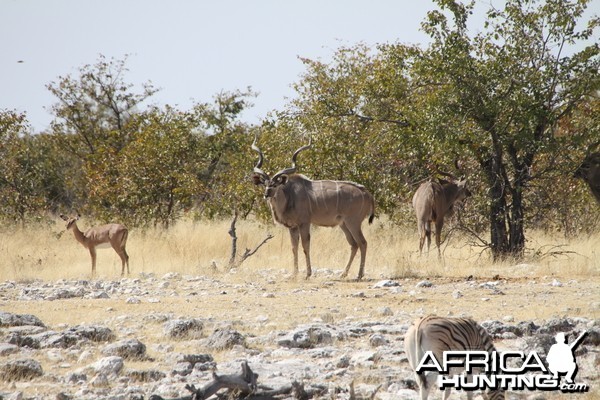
[482,155,510,260]
[482,152,528,260]
[508,184,526,258]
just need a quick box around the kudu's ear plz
[252,173,265,186]
[273,174,288,185]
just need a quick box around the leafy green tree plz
[0,110,47,223]
[47,54,157,157]
[415,0,599,259]
[86,106,207,227]
[266,44,419,223]
[194,89,259,220]
[46,55,160,220]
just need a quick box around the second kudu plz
[251,137,375,280]
[412,171,471,257]
[574,152,600,203]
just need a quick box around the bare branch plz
[228,210,274,269]
[237,234,274,266]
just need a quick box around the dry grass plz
[1,217,598,282]
[1,217,599,399]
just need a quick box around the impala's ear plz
[59,214,69,221]
[252,173,265,186]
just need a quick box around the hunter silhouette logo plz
[415,331,589,393]
[546,331,586,384]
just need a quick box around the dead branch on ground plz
[149,361,326,400]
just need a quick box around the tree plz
[267,44,419,223]
[416,0,600,259]
[0,110,47,223]
[194,89,259,220]
[47,54,157,157]
[87,106,207,228]
[46,55,160,220]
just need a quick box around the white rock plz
[416,280,433,288]
[373,280,400,288]
[88,356,124,376]
[126,297,141,304]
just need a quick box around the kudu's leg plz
[435,220,443,259]
[124,249,130,275]
[418,222,426,255]
[289,227,300,276]
[339,223,358,278]
[343,221,367,280]
[299,224,312,279]
[89,247,97,277]
[425,221,432,254]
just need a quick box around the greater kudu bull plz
[412,173,471,257]
[574,152,600,203]
[251,138,375,280]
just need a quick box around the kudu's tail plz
[368,193,375,224]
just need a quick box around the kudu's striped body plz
[251,138,375,280]
[412,176,471,257]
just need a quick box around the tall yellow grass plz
[1,217,598,281]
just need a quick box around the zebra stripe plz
[404,315,505,400]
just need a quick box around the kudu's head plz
[437,165,472,204]
[60,213,81,230]
[574,152,600,202]
[251,137,312,199]
[453,178,472,202]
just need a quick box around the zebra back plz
[407,315,505,400]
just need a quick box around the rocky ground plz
[0,269,599,399]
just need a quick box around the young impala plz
[60,213,130,277]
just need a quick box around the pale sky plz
[2,0,490,132]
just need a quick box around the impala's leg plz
[89,247,97,277]
[121,231,130,275]
[345,221,367,280]
[299,224,312,279]
[339,223,358,278]
[114,246,129,277]
[289,227,300,276]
